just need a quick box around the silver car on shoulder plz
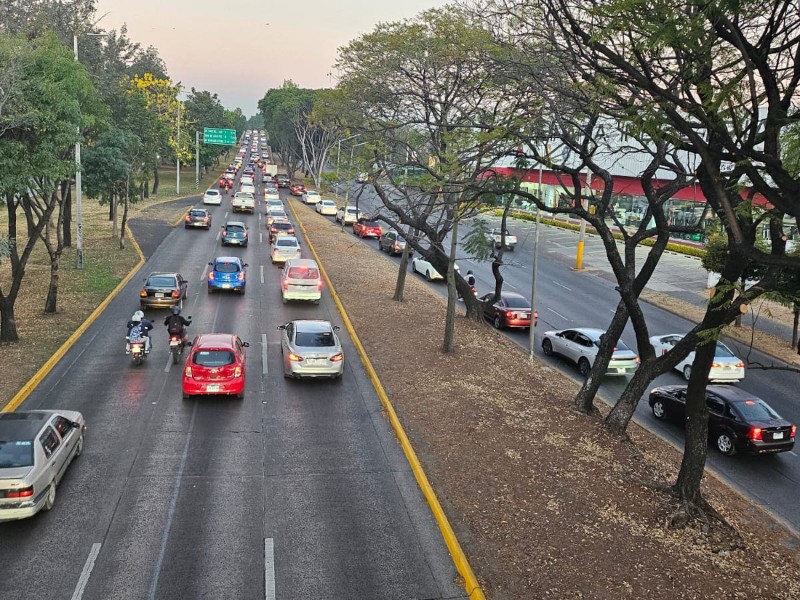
[0,410,86,522]
[279,320,344,380]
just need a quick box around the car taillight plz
[185,366,192,377]
[234,366,242,377]
[171,290,180,298]
[747,427,763,441]
[203,217,209,222]
[208,272,215,281]
[140,289,147,298]
[222,230,227,237]
[330,353,343,362]
[184,215,190,222]
[316,281,323,292]
[237,272,245,281]
[791,425,797,438]
[736,361,745,368]
[533,310,539,326]
[170,335,180,342]
[288,353,303,362]
[6,486,34,499]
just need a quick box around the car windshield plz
[503,296,530,308]
[276,238,297,247]
[147,276,176,287]
[193,350,235,367]
[214,262,240,273]
[295,331,335,347]
[396,236,406,244]
[715,342,736,357]
[735,399,780,421]
[0,440,34,468]
[287,267,319,279]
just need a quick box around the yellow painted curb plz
[2,231,146,413]
[286,198,485,600]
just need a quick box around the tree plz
[257,81,316,179]
[185,88,230,172]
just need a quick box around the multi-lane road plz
[0,155,465,600]
[338,185,800,532]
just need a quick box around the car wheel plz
[578,358,591,377]
[425,270,433,282]
[683,365,692,381]
[42,483,56,511]
[313,299,320,305]
[236,391,244,400]
[281,295,287,304]
[508,246,515,252]
[542,339,553,356]
[651,400,666,420]
[207,287,214,294]
[493,315,502,329]
[716,432,737,456]
[182,392,191,400]
[74,433,84,457]
[184,224,189,229]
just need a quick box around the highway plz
[0,153,464,600]
[335,185,800,532]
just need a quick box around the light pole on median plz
[335,134,359,198]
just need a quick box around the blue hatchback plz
[207,257,247,294]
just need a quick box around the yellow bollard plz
[575,240,585,270]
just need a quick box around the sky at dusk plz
[94,0,448,116]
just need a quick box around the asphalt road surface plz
[0,160,465,600]
[340,185,800,533]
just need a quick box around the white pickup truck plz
[490,228,517,251]
[263,163,278,176]
[231,191,255,214]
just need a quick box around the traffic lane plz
[279,194,466,599]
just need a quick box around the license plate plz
[207,385,220,392]
[222,284,231,289]
[307,359,325,366]
[774,432,784,440]
[170,341,180,347]
[158,293,167,298]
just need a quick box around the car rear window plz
[226,225,245,233]
[189,210,206,217]
[503,296,530,309]
[206,190,219,196]
[193,350,235,367]
[295,331,335,347]
[214,262,240,273]
[273,222,293,230]
[346,208,358,214]
[735,399,780,421]
[287,267,320,279]
[361,221,379,228]
[0,440,34,468]
[147,276,176,287]
[715,343,736,357]
[276,238,296,247]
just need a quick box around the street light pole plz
[335,134,359,199]
[529,156,546,361]
[195,130,200,190]
[72,34,84,269]
[176,101,181,195]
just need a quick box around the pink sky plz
[94,0,447,116]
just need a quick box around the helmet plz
[466,270,474,275]
[171,306,181,315]
[131,310,144,323]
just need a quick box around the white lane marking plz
[224,211,229,218]
[260,265,265,284]
[261,334,269,376]
[260,232,263,245]
[264,538,276,600]
[547,308,568,320]
[71,543,102,600]
[790,451,798,457]
[553,281,572,291]
[200,265,209,282]
[148,403,198,600]
[215,229,221,242]
[163,354,172,373]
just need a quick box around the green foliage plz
[462,219,495,261]
[257,81,315,157]
[82,128,141,201]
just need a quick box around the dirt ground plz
[3,194,800,598]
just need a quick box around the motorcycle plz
[126,337,149,366]
[168,318,191,364]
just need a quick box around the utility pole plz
[195,130,200,190]
[176,101,181,195]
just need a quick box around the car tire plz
[313,299,320,305]
[508,246,515,252]
[281,295,287,304]
[207,287,213,294]
[578,358,591,377]
[493,315,502,329]
[651,400,667,420]
[426,270,433,282]
[683,365,692,381]
[182,392,191,400]
[42,483,56,511]
[715,432,737,456]
[542,339,553,356]
[236,391,244,400]
[74,433,84,457]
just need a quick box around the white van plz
[281,259,322,304]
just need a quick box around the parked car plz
[207,256,247,294]
[268,219,295,242]
[335,205,362,225]
[270,236,302,264]
[184,208,211,230]
[649,334,745,382]
[203,189,222,205]
[411,256,460,281]
[648,385,796,456]
[290,183,307,196]
[479,291,535,329]
[0,410,86,522]
[278,320,344,380]
[541,328,639,377]
[379,230,413,256]
[182,333,249,399]
[280,258,322,304]
[302,191,322,205]
[139,272,187,310]
[221,221,248,247]
[352,219,382,239]
[316,200,338,216]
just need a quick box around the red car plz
[479,291,537,330]
[290,183,307,196]
[182,333,249,399]
[353,219,382,238]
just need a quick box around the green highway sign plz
[203,128,237,145]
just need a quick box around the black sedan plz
[139,272,188,310]
[648,385,796,456]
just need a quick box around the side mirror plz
[186,341,193,346]
[243,263,249,267]
[242,341,250,348]
[207,262,213,266]
[277,324,287,330]
[333,326,340,332]
[71,421,82,429]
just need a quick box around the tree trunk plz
[143,179,149,199]
[393,231,414,302]
[0,296,19,343]
[120,179,130,250]
[152,165,160,195]
[442,218,459,353]
[792,303,799,351]
[63,184,72,247]
[111,193,119,238]
[575,300,629,414]
[44,253,60,314]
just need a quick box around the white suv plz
[203,189,222,205]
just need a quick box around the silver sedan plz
[0,409,86,522]
[279,320,344,380]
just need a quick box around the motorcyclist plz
[126,310,154,354]
[164,306,191,344]
[465,270,476,288]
